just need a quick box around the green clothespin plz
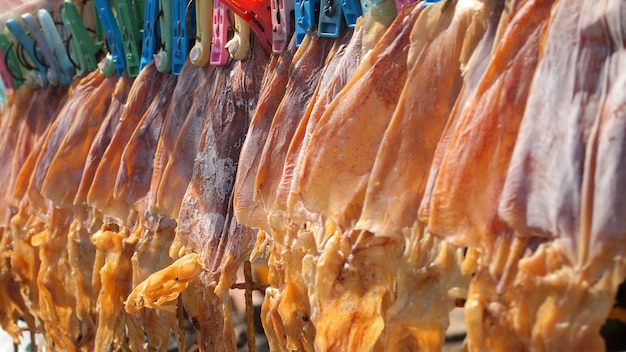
[134,0,146,31]
[0,31,24,89]
[112,0,142,77]
[62,0,102,74]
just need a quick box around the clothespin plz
[0,31,25,88]
[172,0,196,75]
[135,0,147,29]
[219,0,273,53]
[38,10,74,85]
[318,0,344,38]
[225,15,250,60]
[189,0,212,67]
[0,50,14,91]
[423,0,440,4]
[57,3,68,40]
[22,13,62,85]
[62,1,101,74]
[154,0,173,73]
[140,0,160,70]
[93,0,127,76]
[270,0,293,52]
[209,0,228,65]
[341,0,361,28]
[0,71,6,105]
[5,19,49,87]
[294,0,319,46]
[112,0,142,77]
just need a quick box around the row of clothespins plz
[0,0,441,99]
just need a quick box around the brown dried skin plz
[148,60,200,217]
[41,76,116,211]
[115,73,178,213]
[259,30,360,352]
[426,0,553,249]
[253,33,335,232]
[67,218,98,348]
[0,86,35,224]
[92,226,137,352]
[479,0,626,350]
[128,222,178,350]
[176,39,268,351]
[34,208,79,350]
[28,72,104,220]
[88,64,164,225]
[279,28,360,219]
[356,0,491,240]
[73,76,133,212]
[233,38,297,231]
[292,2,422,231]
[154,65,218,220]
[418,0,504,224]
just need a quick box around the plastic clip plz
[271,0,293,52]
[318,0,343,38]
[0,50,13,90]
[112,0,142,77]
[172,0,196,75]
[62,1,101,74]
[190,0,212,67]
[209,0,229,65]
[294,0,319,46]
[5,19,48,87]
[220,0,273,53]
[22,13,62,86]
[140,0,160,70]
[0,32,24,88]
[155,0,173,73]
[94,0,127,76]
[341,0,361,28]
[38,10,74,85]
[225,15,250,60]
[423,0,440,4]
[359,0,383,14]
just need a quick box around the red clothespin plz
[219,0,273,53]
[270,0,293,52]
[210,0,229,65]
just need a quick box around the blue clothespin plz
[359,0,383,13]
[140,0,160,70]
[62,0,102,74]
[423,0,440,5]
[172,0,196,75]
[112,0,142,77]
[5,19,48,87]
[294,0,320,46]
[94,0,127,76]
[38,10,74,85]
[341,0,361,28]
[271,0,293,52]
[318,0,343,38]
[22,13,61,85]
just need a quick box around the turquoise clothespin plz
[341,0,361,28]
[154,0,173,73]
[172,0,196,75]
[318,0,344,38]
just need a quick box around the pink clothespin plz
[395,0,416,11]
[210,0,229,65]
[0,50,13,91]
[271,0,293,53]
